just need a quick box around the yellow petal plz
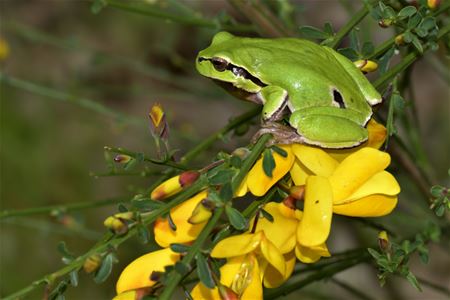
[252,202,298,253]
[211,232,262,258]
[113,290,136,300]
[154,191,208,247]
[290,159,312,186]
[343,171,400,203]
[149,103,164,128]
[297,176,333,247]
[329,148,391,204]
[295,243,330,264]
[247,145,295,196]
[191,284,220,300]
[116,248,179,294]
[263,250,296,288]
[235,174,248,197]
[292,144,338,177]
[366,118,387,149]
[333,195,398,217]
[260,233,286,277]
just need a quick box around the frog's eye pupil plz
[211,57,228,72]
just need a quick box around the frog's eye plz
[211,57,229,72]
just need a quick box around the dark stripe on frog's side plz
[213,80,264,105]
[198,57,267,88]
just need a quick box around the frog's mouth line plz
[198,57,267,88]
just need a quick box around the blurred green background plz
[1,1,448,299]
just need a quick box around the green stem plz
[0,196,128,220]
[264,253,371,299]
[327,2,372,49]
[0,73,145,127]
[105,0,255,33]
[105,146,187,170]
[3,178,207,300]
[158,134,271,300]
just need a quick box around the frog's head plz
[196,32,266,101]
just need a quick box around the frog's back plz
[222,37,374,116]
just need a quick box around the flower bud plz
[0,38,9,61]
[104,212,134,235]
[149,103,169,140]
[188,199,214,224]
[378,19,393,28]
[83,254,102,274]
[395,34,405,46]
[114,154,132,164]
[354,59,378,73]
[218,285,239,300]
[427,0,440,9]
[378,230,390,252]
[289,185,305,200]
[151,171,200,200]
[232,147,250,160]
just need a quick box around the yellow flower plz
[191,254,262,300]
[238,144,295,197]
[292,146,400,249]
[154,191,210,247]
[115,248,180,295]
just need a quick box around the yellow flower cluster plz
[113,119,400,299]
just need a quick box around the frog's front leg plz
[289,110,368,148]
[260,85,289,122]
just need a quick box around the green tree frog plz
[196,32,382,148]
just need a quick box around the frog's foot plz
[252,122,306,146]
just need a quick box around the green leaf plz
[168,213,177,231]
[406,271,422,291]
[419,17,436,31]
[196,253,215,289]
[174,261,190,276]
[117,203,128,212]
[430,185,444,197]
[219,182,233,202]
[48,280,69,300]
[170,243,191,254]
[411,35,423,53]
[260,208,274,222]
[94,253,114,283]
[57,241,75,262]
[91,0,108,14]
[403,31,413,43]
[137,225,150,244]
[349,30,360,52]
[407,13,422,29]
[262,149,276,178]
[209,169,236,185]
[69,270,79,287]
[378,47,395,75]
[271,145,287,157]
[132,198,163,210]
[398,6,417,18]
[435,204,445,217]
[367,248,381,260]
[229,155,242,168]
[299,25,329,40]
[324,22,334,35]
[225,205,248,231]
[124,158,137,171]
[361,41,375,57]
[337,47,360,61]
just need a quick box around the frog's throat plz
[213,79,264,105]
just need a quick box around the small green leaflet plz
[225,205,248,231]
[196,253,215,289]
[94,253,114,283]
[262,149,276,178]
